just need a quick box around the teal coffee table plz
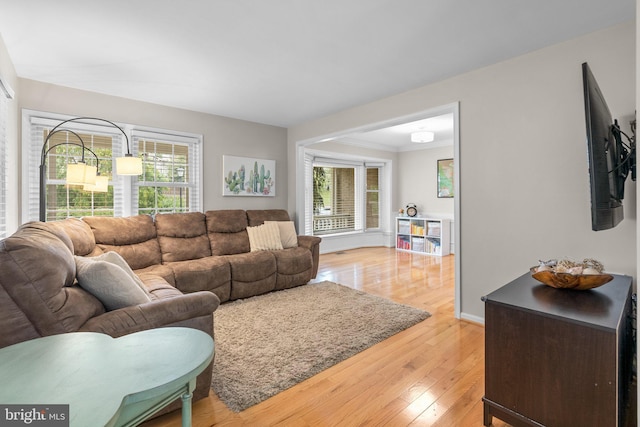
[0,327,214,427]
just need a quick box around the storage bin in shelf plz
[395,217,450,256]
[397,219,411,235]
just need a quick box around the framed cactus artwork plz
[223,155,276,196]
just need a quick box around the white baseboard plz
[460,311,484,326]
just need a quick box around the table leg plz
[181,391,193,427]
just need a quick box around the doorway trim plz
[294,102,461,319]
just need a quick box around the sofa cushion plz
[165,257,232,302]
[246,209,290,226]
[136,272,184,300]
[134,264,177,286]
[83,215,162,270]
[247,222,283,252]
[206,209,248,232]
[273,247,313,290]
[49,218,97,256]
[206,210,250,255]
[89,251,148,293]
[75,256,152,311]
[224,251,277,300]
[265,220,298,248]
[155,212,211,263]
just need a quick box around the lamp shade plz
[83,175,109,192]
[66,163,89,185]
[116,155,143,175]
[411,131,435,143]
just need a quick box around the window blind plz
[24,111,202,222]
[132,130,201,215]
[27,117,125,221]
[0,90,7,237]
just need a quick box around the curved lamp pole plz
[38,117,142,222]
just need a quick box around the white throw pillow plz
[265,221,298,248]
[247,222,283,252]
[75,255,151,311]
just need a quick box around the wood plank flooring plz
[144,247,508,426]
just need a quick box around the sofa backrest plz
[246,209,291,226]
[0,222,105,349]
[49,217,100,256]
[155,212,211,263]
[205,210,250,256]
[83,215,162,270]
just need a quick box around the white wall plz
[16,79,289,221]
[0,34,19,235]
[289,22,637,321]
[398,145,454,219]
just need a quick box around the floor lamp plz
[39,117,143,222]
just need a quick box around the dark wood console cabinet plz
[483,273,633,427]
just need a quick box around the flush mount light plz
[411,131,435,143]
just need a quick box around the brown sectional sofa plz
[79,209,321,302]
[0,209,321,415]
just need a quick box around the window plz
[366,167,380,229]
[24,112,202,222]
[0,83,8,237]
[313,166,358,235]
[134,132,200,215]
[306,153,382,236]
[41,130,114,220]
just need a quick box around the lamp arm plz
[46,116,131,155]
[42,142,101,171]
[40,129,95,166]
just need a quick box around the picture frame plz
[437,158,454,198]
[223,155,276,197]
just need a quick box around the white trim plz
[295,102,461,319]
[21,109,204,222]
[0,74,14,100]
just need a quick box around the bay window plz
[306,153,383,236]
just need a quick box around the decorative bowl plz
[530,267,613,291]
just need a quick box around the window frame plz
[22,110,203,222]
[305,150,384,237]
[133,130,202,215]
[0,80,9,238]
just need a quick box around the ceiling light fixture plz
[411,131,435,143]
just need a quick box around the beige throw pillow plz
[75,253,151,311]
[265,221,298,248]
[247,222,283,252]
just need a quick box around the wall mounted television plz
[582,62,636,231]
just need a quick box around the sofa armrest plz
[77,291,220,337]
[297,235,322,279]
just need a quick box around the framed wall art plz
[437,158,454,198]
[223,155,276,197]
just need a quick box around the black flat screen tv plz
[582,62,634,231]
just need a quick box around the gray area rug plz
[211,281,431,412]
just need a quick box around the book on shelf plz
[426,237,441,254]
[410,223,425,235]
[396,236,411,250]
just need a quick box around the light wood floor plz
[145,247,508,427]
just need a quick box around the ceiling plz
[335,113,455,152]
[0,0,634,136]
